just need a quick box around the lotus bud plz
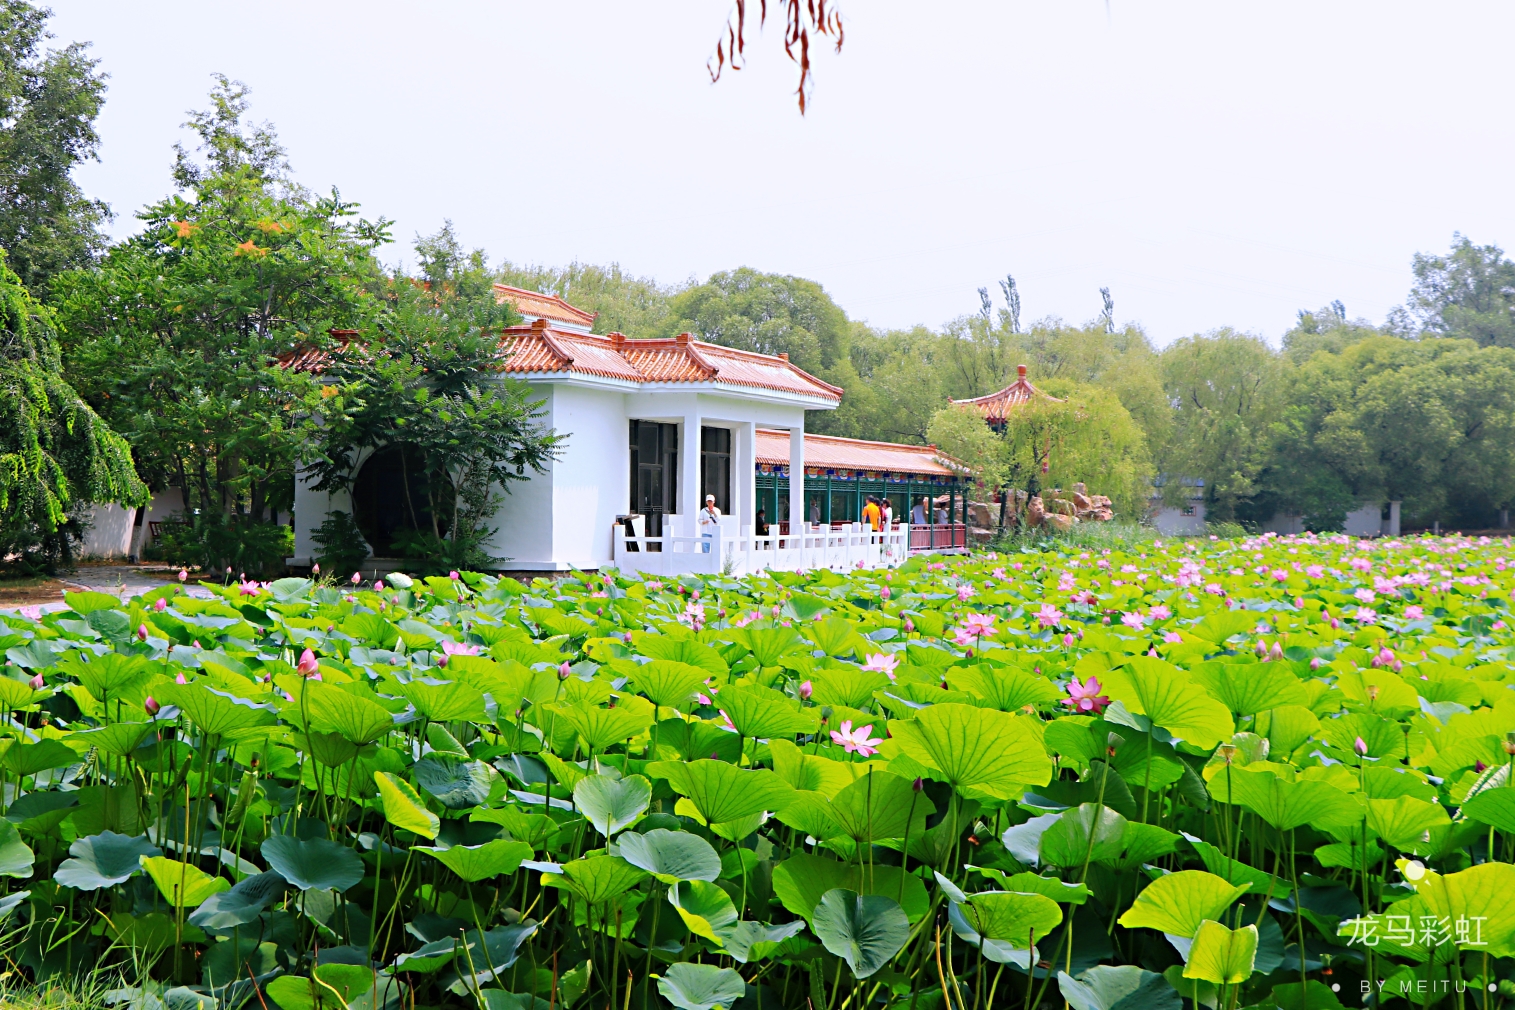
[904,617,914,634]
[799,680,813,700]
[296,648,320,677]
[449,571,460,580]
[154,597,167,612]
[178,569,188,582]
[175,672,188,685]
[28,673,44,690]
[437,655,448,667]
[312,562,320,574]
[1269,642,1284,660]
[880,586,891,600]
[1351,736,1368,755]
[145,696,160,715]
[718,607,726,618]
[1255,639,1267,657]
[1309,657,1323,671]
[137,624,148,641]
[1476,760,1488,773]
[374,580,384,591]
[559,661,571,679]
[913,777,925,792]
[772,605,781,618]
[351,572,362,585]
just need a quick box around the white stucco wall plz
[1150,501,1206,535]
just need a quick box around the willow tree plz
[0,252,145,572]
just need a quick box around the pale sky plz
[50,1,1515,344]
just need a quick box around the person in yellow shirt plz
[861,496,882,532]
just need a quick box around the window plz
[629,421,678,536]
[700,426,732,514]
[1181,506,1196,517]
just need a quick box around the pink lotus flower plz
[28,673,44,690]
[178,570,188,583]
[861,653,900,678]
[960,613,996,637]
[956,585,975,602]
[1061,675,1110,714]
[1305,565,1324,578]
[296,648,320,677]
[1148,605,1171,621]
[1404,605,1424,620]
[1354,588,1376,604]
[1063,633,1076,647]
[238,580,260,596]
[717,710,738,734]
[695,692,714,706]
[1163,631,1183,644]
[1271,569,1288,582]
[830,720,883,757]
[374,580,385,592]
[175,672,189,685]
[992,568,1007,579]
[153,597,167,612]
[449,571,460,580]
[19,605,41,621]
[1034,604,1063,629]
[1121,612,1147,629]
[1354,607,1378,624]
[1205,583,1223,595]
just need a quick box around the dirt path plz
[0,564,216,615]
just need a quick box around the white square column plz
[735,421,756,525]
[788,425,805,531]
[680,411,702,523]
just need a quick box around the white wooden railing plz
[611,517,911,577]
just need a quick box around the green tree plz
[664,267,866,436]
[302,273,561,573]
[929,384,1151,521]
[1389,234,1515,349]
[1282,302,1387,364]
[496,258,681,338]
[0,250,144,572]
[51,77,388,570]
[1257,336,1515,529]
[1157,329,1286,521]
[0,0,110,294]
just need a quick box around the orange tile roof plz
[494,322,843,400]
[754,429,965,477]
[949,364,1060,422]
[493,285,597,331]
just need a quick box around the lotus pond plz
[0,533,1513,1010]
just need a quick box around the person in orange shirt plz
[861,496,882,531]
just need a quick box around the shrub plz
[310,509,370,577]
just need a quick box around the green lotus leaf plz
[1460,786,1515,833]
[414,757,495,809]
[1183,920,1258,985]
[811,888,909,978]
[2,738,80,777]
[400,678,488,723]
[1211,766,1363,831]
[1190,663,1308,717]
[947,664,1062,712]
[573,773,651,837]
[341,613,400,650]
[884,703,1050,799]
[375,771,440,839]
[960,890,1063,948]
[768,739,859,797]
[1400,860,1515,957]
[0,820,35,878]
[1102,658,1235,750]
[1117,871,1250,937]
[968,868,1091,905]
[267,964,405,1010]
[54,653,151,702]
[140,855,229,908]
[1040,803,1127,868]
[622,660,712,710]
[541,854,648,905]
[555,703,655,752]
[616,828,721,884]
[416,839,533,883]
[154,682,277,736]
[827,769,935,843]
[260,835,363,891]
[443,923,540,994]
[188,869,287,928]
[6,790,78,833]
[305,683,396,744]
[725,626,804,667]
[393,936,475,974]
[1058,965,1180,1010]
[53,831,159,889]
[1366,796,1450,852]
[771,852,929,924]
[721,919,807,964]
[646,759,796,825]
[655,963,745,1010]
[668,879,739,942]
[714,684,818,738]
[79,722,153,759]
[807,668,891,709]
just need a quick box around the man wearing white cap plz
[698,494,722,553]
